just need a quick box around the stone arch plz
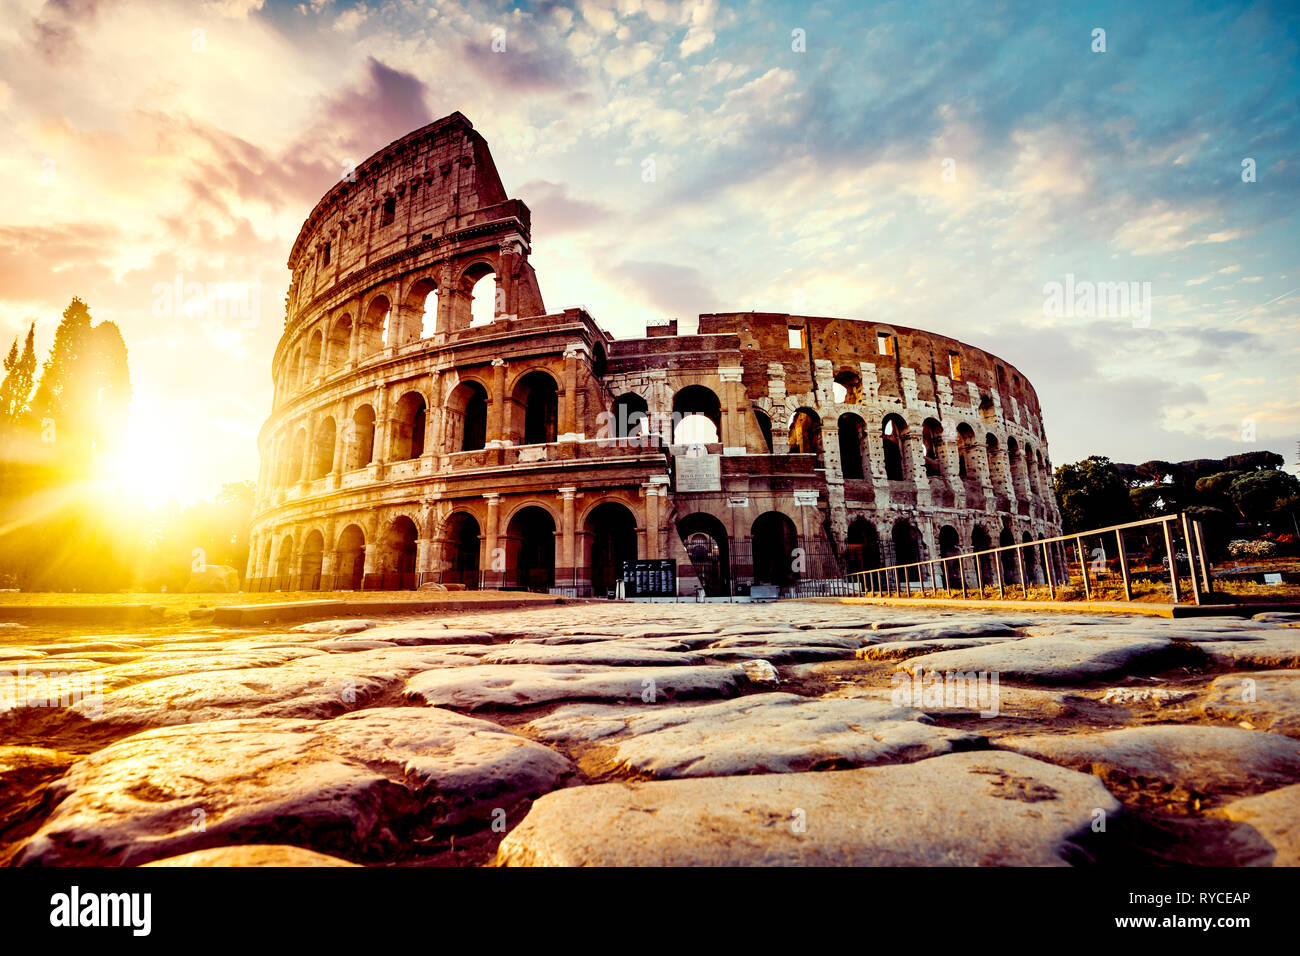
[584,500,639,597]
[391,390,428,460]
[334,524,366,591]
[378,515,419,587]
[286,426,308,485]
[347,404,376,469]
[752,511,800,587]
[999,525,1018,583]
[788,407,823,457]
[677,511,730,596]
[304,329,323,381]
[846,516,880,573]
[447,378,490,452]
[310,416,336,479]
[833,369,863,405]
[403,276,439,343]
[922,418,944,477]
[837,412,866,479]
[274,534,295,584]
[938,524,961,589]
[956,422,976,479]
[461,260,498,328]
[299,529,325,589]
[883,414,908,481]
[752,406,774,453]
[360,294,391,357]
[503,504,557,591]
[971,525,994,585]
[439,511,482,589]
[672,385,721,445]
[613,392,649,440]
[327,314,353,371]
[511,370,559,445]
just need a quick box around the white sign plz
[1264,573,1283,586]
[676,454,721,493]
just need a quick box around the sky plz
[0,0,1296,504]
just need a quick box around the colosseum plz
[247,112,1062,598]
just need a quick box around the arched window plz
[327,315,352,371]
[466,265,497,327]
[391,391,428,460]
[304,330,322,381]
[882,414,908,481]
[381,517,419,587]
[613,392,649,439]
[832,370,863,404]
[514,371,558,445]
[788,408,823,457]
[447,381,489,452]
[334,524,366,591]
[672,385,721,445]
[361,296,389,357]
[286,427,307,485]
[752,408,774,453]
[299,530,324,590]
[347,405,376,469]
[956,423,976,479]
[585,502,639,597]
[752,511,800,586]
[846,518,879,573]
[404,277,438,341]
[922,418,944,477]
[310,417,335,479]
[504,505,556,591]
[837,413,865,479]
[986,433,1003,496]
[441,513,481,589]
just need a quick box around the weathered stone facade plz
[248,113,1061,596]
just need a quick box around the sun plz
[94,429,190,508]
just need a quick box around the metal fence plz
[846,513,1213,606]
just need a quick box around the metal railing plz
[846,513,1213,606]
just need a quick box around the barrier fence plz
[845,513,1212,606]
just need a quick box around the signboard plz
[621,559,677,597]
[675,452,721,492]
[1264,573,1283,586]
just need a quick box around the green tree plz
[0,323,37,427]
[1053,456,1135,533]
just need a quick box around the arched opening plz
[999,526,1018,583]
[274,536,294,586]
[299,530,324,590]
[466,264,497,327]
[585,501,638,597]
[922,418,944,477]
[327,314,352,371]
[513,371,558,445]
[405,277,438,341]
[504,505,556,591]
[677,512,730,596]
[889,522,920,582]
[1007,437,1023,497]
[788,407,823,458]
[832,369,863,405]
[304,330,322,382]
[334,524,366,591]
[347,405,376,469]
[286,427,307,485]
[310,417,335,479]
[672,385,721,445]
[752,511,800,587]
[591,343,608,378]
[379,516,418,589]
[1022,531,1039,583]
[883,414,908,481]
[938,525,961,590]
[613,392,649,440]
[956,422,976,479]
[1023,443,1037,496]
[361,295,390,357]
[287,348,300,391]
[972,525,994,586]
[258,537,272,583]
[391,391,428,460]
[753,407,773,452]
[846,517,880,573]
[446,380,489,452]
[986,433,1005,498]
[837,412,865,479]
[440,513,481,589]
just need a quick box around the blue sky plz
[0,0,1296,500]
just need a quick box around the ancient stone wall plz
[249,115,1061,596]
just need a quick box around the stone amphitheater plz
[246,112,1061,597]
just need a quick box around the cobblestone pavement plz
[2,602,1297,866]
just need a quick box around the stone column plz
[488,358,508,447]
[497,238,521,321]
[719,366,745,454]
[560,347,581,441]
[482,493,502,588]
[643,479,666,559]
[559,487,577,589]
